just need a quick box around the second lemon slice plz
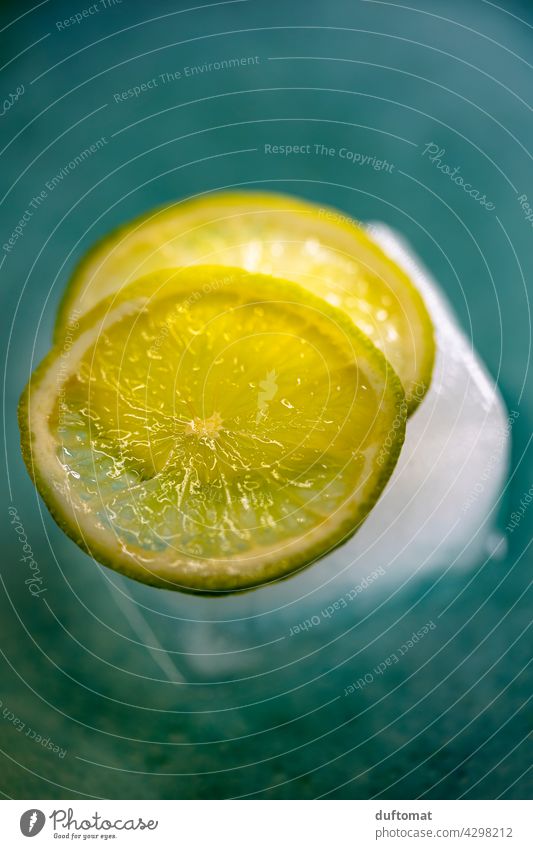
[23,267,406,593]
[56,192,434,412]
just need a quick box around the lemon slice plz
[56,192,434,412]
[22,267,406,593]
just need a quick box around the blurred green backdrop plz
[0,0,531,799]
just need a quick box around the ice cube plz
[108,225,511,678]
[357,223,510,576]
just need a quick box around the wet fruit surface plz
[22,267,406,592]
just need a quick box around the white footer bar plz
[1,799,530,848]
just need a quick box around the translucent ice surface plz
[357,224,510,575]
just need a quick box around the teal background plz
[0,0,531,799]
